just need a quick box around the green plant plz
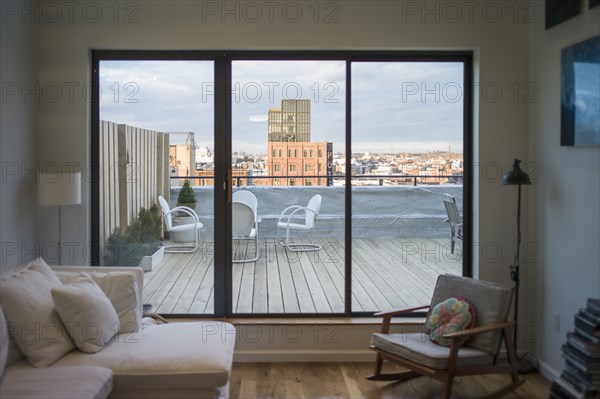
[103,205,162,266]
[176,179,197,207]
[128,205,162,244]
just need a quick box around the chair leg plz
[503,327,520,382]
[450,237,455,254]
[443,340,460,399]
[164,227,200,253]
[373,353,383,378]
[476,327,525,399]
[278,227,321,252]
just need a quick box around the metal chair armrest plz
[167,206,200,223]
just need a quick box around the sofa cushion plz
[55,271,142,334]
[0,306,7,380]
[371,332,493,370]
[0,258,74,367]
[52,276,120,353]
[0,365,113,399]
[49,322,236,390]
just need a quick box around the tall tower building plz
[268,99,311,142]
[267,99,332,186]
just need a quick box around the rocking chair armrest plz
[374,305,429,334]
[442,321,514,339]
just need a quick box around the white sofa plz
[0,260,236,399]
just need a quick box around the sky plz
[100,60,464,154]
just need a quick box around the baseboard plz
[537,359,560,381]
[233,349,375,362]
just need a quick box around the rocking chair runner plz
[368,274,524,399]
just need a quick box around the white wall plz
[28,0,538,353]
[528,2,600,378]
[0,6,38,270]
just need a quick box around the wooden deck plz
[143,238,462,315]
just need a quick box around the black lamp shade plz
[503,159,531,186]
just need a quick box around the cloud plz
[249,115,268,123]
[100,60,464,155]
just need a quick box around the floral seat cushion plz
[426,297,476,347]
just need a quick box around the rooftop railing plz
[170,173,464,187]
[167,174,464,240]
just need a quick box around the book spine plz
[580,309,600,326]
[576,326,600,344]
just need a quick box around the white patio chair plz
[158,195,203,253]
[232,190,260,263]
[443,194,462,254]
[277,194,321,252]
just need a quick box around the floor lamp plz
[503,159,535,373]
[38,172,81,265]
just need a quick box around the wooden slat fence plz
[99,121,170,251]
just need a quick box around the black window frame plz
[91,50,473,318]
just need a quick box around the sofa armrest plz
[52,266,144,333]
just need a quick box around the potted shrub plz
[172,179,198,242]
[103,205,164,271]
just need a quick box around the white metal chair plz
[369,274,522,399]
[158,195,203,253]
[443,194,463,254]
[277,194,321,252]
[232,190,260,263]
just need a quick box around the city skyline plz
[100,60,464,154]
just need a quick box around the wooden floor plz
[143,238,462,314]
[230,363,551,399]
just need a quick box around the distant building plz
[268,141,333,186]
[267,99,332,186]
[169,142,196,186]
[268,99,311,142]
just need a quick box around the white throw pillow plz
[52,276,120,353]
[55,271,141,333]
[0,258,75,367]
[1,306,8,380]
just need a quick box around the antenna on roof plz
[185,132,198,150]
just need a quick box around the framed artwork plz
[546,0,582,30]
[561,35,600,147]
[591,0,600,9]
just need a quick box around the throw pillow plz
[52,276,120,353]
[0,258,75,367]
[0,306,7,380]
[55,271,141,334]
[426,296,476,347]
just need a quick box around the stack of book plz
[550,298,600,399]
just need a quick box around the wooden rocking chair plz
[368,274,524,399]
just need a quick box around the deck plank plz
[155,248,205,313]
[142,238,462,315]
[264,239,284,313]
[359,239,432,306]
[285,247,317,314]
[304,239,345,313]
[296,239,334,313]
[275,241,301,313]
[171,248,213,313]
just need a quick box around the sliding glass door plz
[230,60,346,315]
[96,59,215,314]
[92,51,472,318]
[351,61,466,313]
